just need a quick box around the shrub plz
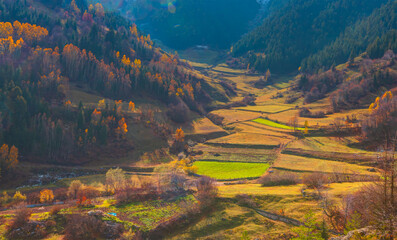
[53,188,68,201]
[167,100,190,123]
[49,205,63,216]
[299,107,325,118]
[196,176,218,209]
[303,173,328,197]
[12,191,26,203]
[64,214,106,240]
[6,208,47,239]
[259,173,299,187]
[236,194,258,208]
[207,113,224,126]
[8,208,31,230]
[77,186,101,199]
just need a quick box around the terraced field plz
[194,161,270,180]
[192,64,377,184]
[253,118,305,131]
[273,154,376,175]
[235,104,292,113]
[206,132,290,149]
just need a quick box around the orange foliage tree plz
[40,189,54,204]
[116,118,128,138]
[175,128,185,142]
[128,101,135,112]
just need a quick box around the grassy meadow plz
[194,161,270,180]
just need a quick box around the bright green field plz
[253,118,305,131]
[194,161,270,180]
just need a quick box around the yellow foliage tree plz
[13,191,26,203]
[0,144,18,173]
[40,189,54,203]
[169,158,198,175]
[98,99,106,109]
[304,121,309,134]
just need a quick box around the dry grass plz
[273,154,376,175]
[235,104,292,113]
[196,151,276,163]
[268,108,367,127]
[218,182,369,198]
[167,201,292,240]
[285,136,377,156]
[194,144,276,155]
[210,109,263,125]
[207,132,289,148]
[237,121,293,133]
[187,117,227,136]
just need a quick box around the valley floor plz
[0,51,381,239]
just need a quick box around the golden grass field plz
[285,136,377,157]
[186,117,227,136]
[267,108,368,127]
[235,104,293,113]
[207,132,290,148]
[273,154,376,175]
[232,122,294,137]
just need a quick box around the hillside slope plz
[232,0,393,73]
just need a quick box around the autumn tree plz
[175,128,185,142]
[116,117,128,139]
[0,144,18,177]
[68,180,83,199]
[98,99,106,109]
[94,3,105,18]
[105,168,126,193]
[40,189,54,204]
[128,101,135,112]
[304,120,309,134]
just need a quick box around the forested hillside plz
[233,0,394,73]
[93,0,261,49]
[0,0,226,180]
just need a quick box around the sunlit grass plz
[194,161,270,180]
[253,118,305,131]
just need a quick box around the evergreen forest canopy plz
[233,0,396,74]
[92,0,261,50]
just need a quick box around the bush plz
[49,205,63,216]
[64,214,107,240]
[207,113,224,126]
[299,107,325,118]
[26,191,40,204]
[236,194,257,208]
[53,188,68,201]
[196,176,218,209]
[6,208,47,240]
[8,208,31,230]
[12,191,27,203]
[167,100,190,123]
[259,173,299,187]
[303,173,328,192]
